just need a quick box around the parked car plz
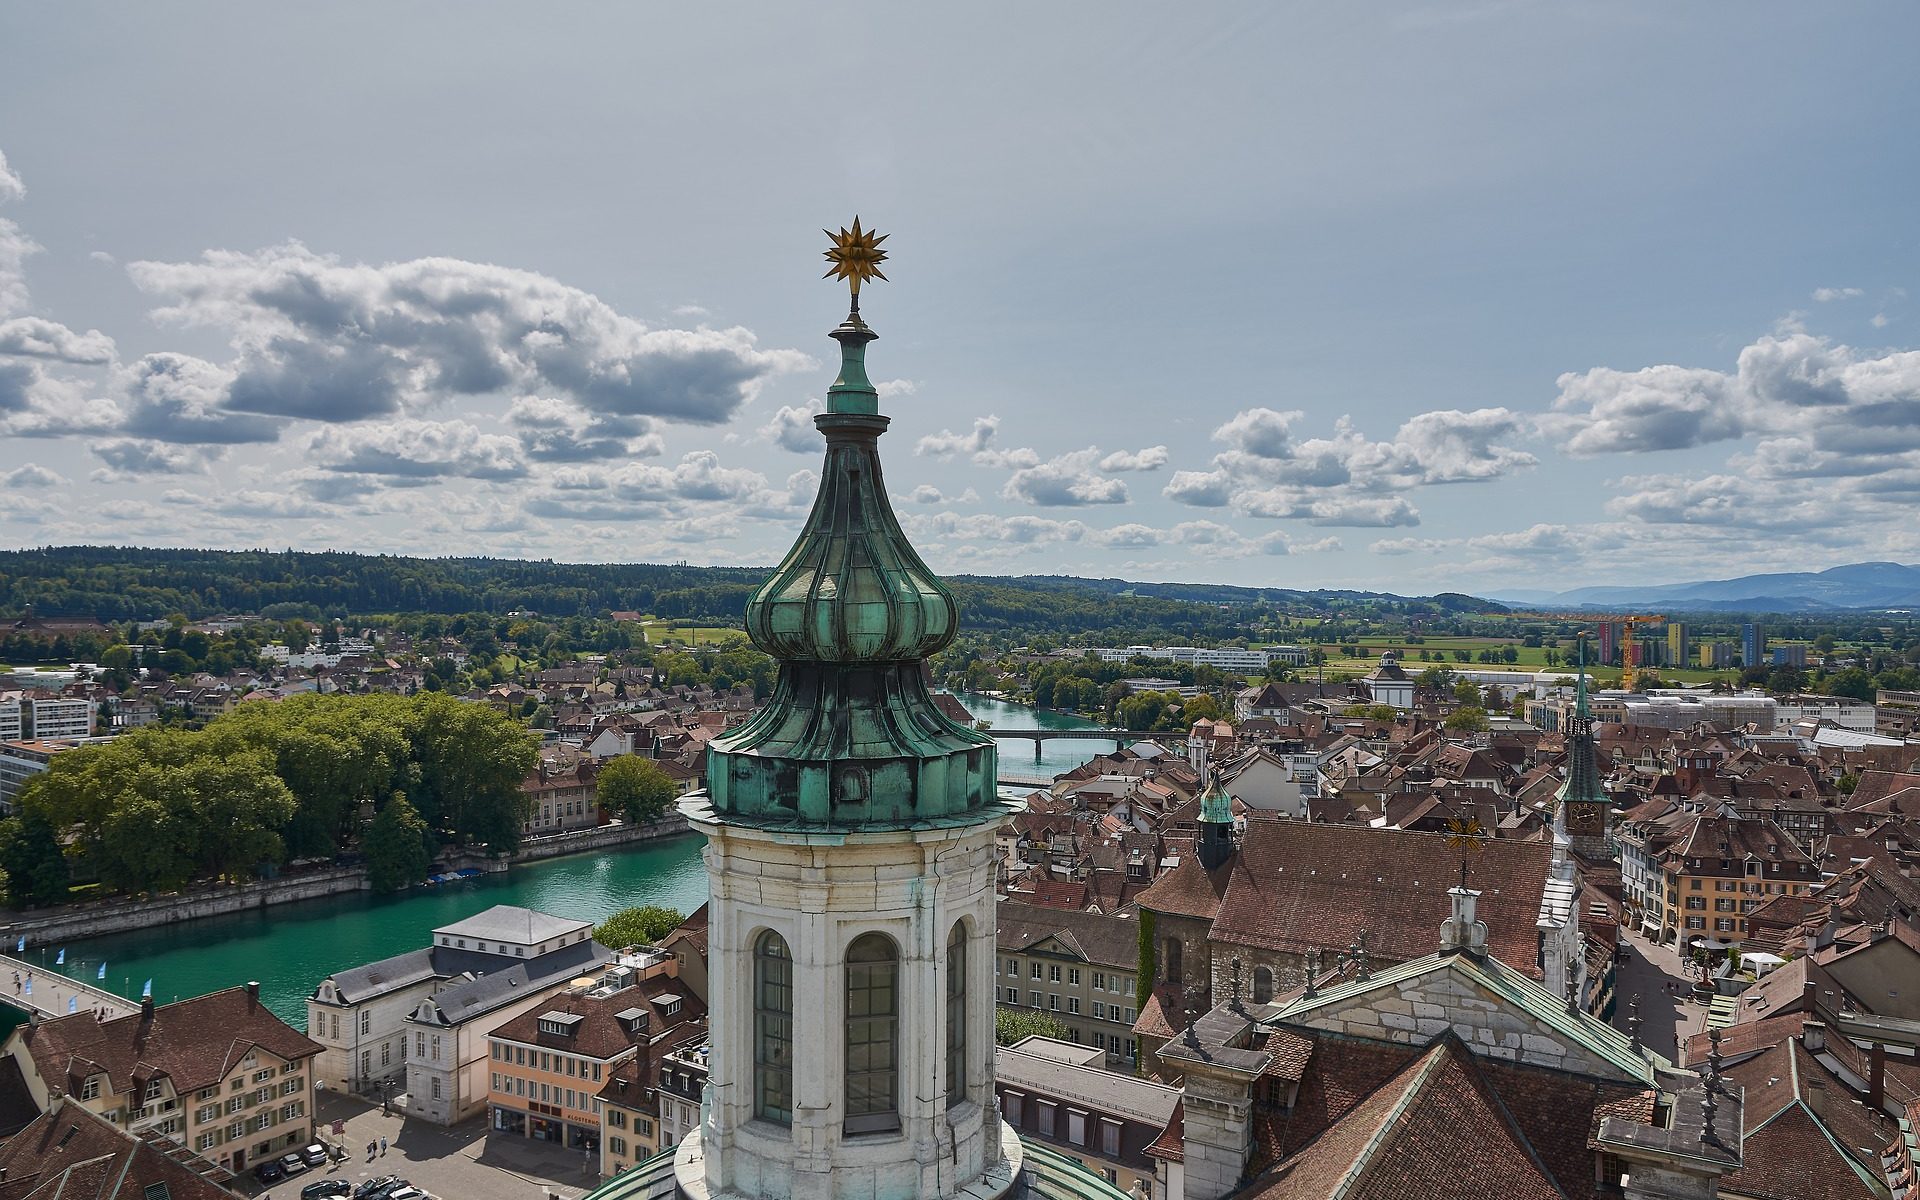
[279,1151,311,1176]
[302,1182,352,1199]
[301,1142,331,1168]
[366,1182,415,1200]
[352,1176,399,1199]
[385,1188,428,1200]
[254,1160,286,1185]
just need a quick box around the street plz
[1608,923,1709,1064]
[246,1090,598,1200]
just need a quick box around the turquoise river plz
[30,693,1106,1025]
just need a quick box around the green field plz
[640,619,745,647]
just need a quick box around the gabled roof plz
[1207,823,1553,979]
[1720,1037,1894,1200]
[1243,1033,1566,1200]
[0,1097,236,1200]
[1267,946,1661,1084]
[18,986,320,1101]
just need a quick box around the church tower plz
[676,222,1022,1200]
[1556,637,1612,861]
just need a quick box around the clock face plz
[1566,803,1605,835]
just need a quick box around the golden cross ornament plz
[1443,816,1487,887]
[823,216,889,308]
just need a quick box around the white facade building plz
[26,697,93,740]
[308,904,611,1119]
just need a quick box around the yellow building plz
[1,984,321,1177]
[1662,815,1819,945]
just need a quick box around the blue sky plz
[2,3,1917,594]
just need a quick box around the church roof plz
[1242,1033,1565,1200]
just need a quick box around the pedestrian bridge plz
[982,727,1178,761]
[0,953,140,1021]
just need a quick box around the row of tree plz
[4,692,538,902]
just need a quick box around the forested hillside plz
[0,546,1489,639]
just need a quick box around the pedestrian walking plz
[379,1136,388,1157]
[366,1140,376,1161]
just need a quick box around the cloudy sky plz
[3,4,1918,594]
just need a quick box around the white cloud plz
[1547,331,1920,462]
[307,419,528,480]
[0,360,121,437]
[0,316,115,364]
[505,395,662,462]
[117,353,285,444]
[1097,445,1169,472]
[1812,287,1863,302]
[1001,448,1130,507]
[916,415,1000,458]
[1,463,67,488]
[760,398,825,453]
[0,151,23,205]
[1162,469,1234,507]
[90,438,215,479]
[126,241,808,424]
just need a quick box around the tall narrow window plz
[1164,937,1183,983]
[1252,966,1274,1005]
[947,922,967,1106]
[754,931,793,1125]
[845,933,900,1134]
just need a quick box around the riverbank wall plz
[3,814,694,945]
[2,865,370,946]
[442,813,693,872]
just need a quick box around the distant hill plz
[1502,561,1920,613]
[0,546,1506,631]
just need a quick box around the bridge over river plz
[983,727,1181,761]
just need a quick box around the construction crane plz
[1500,611,1668,692]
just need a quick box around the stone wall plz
[1293,967,1627,1079]
[510,814,689,863]
[3,866,368,945]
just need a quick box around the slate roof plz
[19,986,320,1101]
[1206,822,1553,979]
[437,904,592,944]
[997,900,1140,970]
[408,938,613,1027]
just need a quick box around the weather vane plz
[1443,815,1488,889]
[823,216,889,314]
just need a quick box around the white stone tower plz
[673,223,1021,1200]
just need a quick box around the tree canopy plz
[596,756,679,824]
[594,905,685,949]
[17,692,537,895]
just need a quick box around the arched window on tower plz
[946,921,967,1106]
[845,932,900,1134]
[1163,937,1183,983]
[1252,966,1274,1005]
[754,931,793,1125]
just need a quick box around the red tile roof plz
[1207,823,1553,979]
[1244,1034,1563,1200]
[20,986,319,1102]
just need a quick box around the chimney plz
[246,981,260,1007]
[139,995,154,1022]
[1801,1019,1826,1053]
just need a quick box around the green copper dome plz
[705,309,998,829]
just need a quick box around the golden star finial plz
[823,216,889,310]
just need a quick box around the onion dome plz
[741,316,958,663]
[703,253,998,831]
